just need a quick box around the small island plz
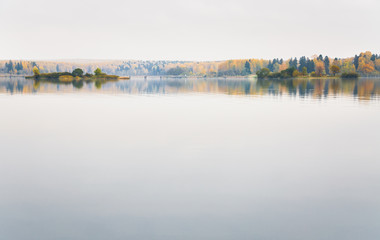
[26,67,130,82]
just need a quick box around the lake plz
[0,76,380,240]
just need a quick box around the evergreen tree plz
[244,61,251,74]
[306,58,315,73]
[298,56,307,71]
[293,57,298,69]
[289,58,293,69]
[15,62,23,71]
[5,60,14,73]
[324,56,330,75]
[267,60,273,72]
[289,58,297,69]
[353,55,359,70]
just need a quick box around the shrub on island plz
[341,72,359,79]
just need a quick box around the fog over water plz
[0,77,379,240]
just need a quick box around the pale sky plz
[0,0,379,61]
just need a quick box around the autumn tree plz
[341,60,356,73]
[94,68,102,76]
[357,52,375,75]
[279,62,288,72]
[360,64,375,75]
[315,61,325,76]
[33,66,40,76]
[375,59,380,71]
[330,65,340,76]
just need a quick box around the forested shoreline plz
[1,51,379,77]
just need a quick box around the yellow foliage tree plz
[33,66,40,76]
[315,61,325,76]
[330,65,340,76]
[360,63,375,75]
[375,59,380,71]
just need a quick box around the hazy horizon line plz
[0,50,377,63]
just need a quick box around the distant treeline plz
[1,51,379,77]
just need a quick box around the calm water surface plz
[0,77,380,240]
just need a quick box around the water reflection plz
[1,81,379,240]
[1,77,380,101]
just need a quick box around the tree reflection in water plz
[0,77,379,101]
